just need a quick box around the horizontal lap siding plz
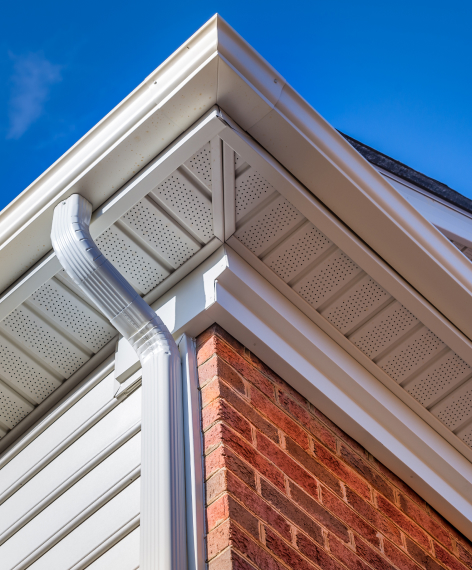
[0,367,141,570]
[197,324,472,570]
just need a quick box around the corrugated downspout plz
[51,194,186,570]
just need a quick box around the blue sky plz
[1,1,472,210]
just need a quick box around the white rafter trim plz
[223,142,236,239]
[0,253,62,323]
[210,137,225,241]
[218,119,472,369]
[144,245,472,540]
[93,109,225,239]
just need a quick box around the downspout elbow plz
[51,194,177,360]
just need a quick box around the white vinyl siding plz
[0,363,141,570]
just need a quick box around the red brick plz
[207,469,228,504]
[354,534,398,570]
[314,442,372,501]
[370,456,426,508]
[458,543,472,570]
[204,335,275,400]
[399,494,453,551]
[329,533,373,570]
[344,487,402,546]
[199,326,469,570]
[283,435,341,496]
[321,486,381,548]
[202,371,223,405]
[201,358,246,402]
[383,538,421,570]
[226,470,292,541]
[231,550,260,570]
[208,548,260,570]
[207,518,231,561]
[377,494,431,551]
[289,481,350,543]
[244,351,301,401]
[428,506,470,548]
[277,389,336,451]
[203,398,253,441]
[260,477,324,545]
[256,432,319,498]
[275,388,311,425]
[231,523,287,570]
[205,446,257,490]
[405,537,444,570]
[339,444,395,502]
[296,531,344,570]
[250,385,309,449]
[265,526,320,570]
[228,496,260,538]
[198,334,219,367]
[310,404,366,456]
[205,423,285,491]
[208,380,279,442]
[208,547,232,570]
[212,324,247,356]
[435,543,469,570]
[208,494,231,531]
[196,325,215,349]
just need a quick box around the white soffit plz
[216,119,472,457]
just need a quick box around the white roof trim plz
[3,14,472,343]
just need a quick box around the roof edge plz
[340,132,472,216]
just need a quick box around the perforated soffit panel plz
[231,149,472,452]
[0,143,216,438]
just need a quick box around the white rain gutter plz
[51,194,186,570]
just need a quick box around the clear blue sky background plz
[1,1,472,211]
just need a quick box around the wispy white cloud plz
[6,52,62,140]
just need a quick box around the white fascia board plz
[143,244,472,539]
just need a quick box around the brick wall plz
[197,324,472,570]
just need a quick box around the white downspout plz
[51,194,187,570]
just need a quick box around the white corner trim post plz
[51,194,186,570]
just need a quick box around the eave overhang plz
[3,15,472,345]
